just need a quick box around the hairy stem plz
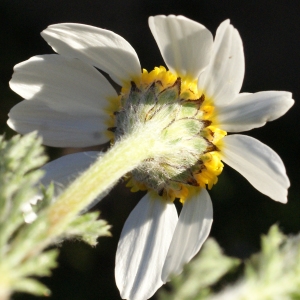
[8,129,156,265]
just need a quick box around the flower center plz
[108,66,226,202]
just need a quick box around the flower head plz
[8,15,294,300]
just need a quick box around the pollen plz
[107,66,227,202]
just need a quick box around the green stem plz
[47,131,154,234]
[9,130,155,264]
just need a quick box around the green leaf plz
[14,249,58,277]
[13,278,51,296]
[0,133,47,254]
[0,133,111,299]
[160,225,300,300]
[65,211,111,246]
[159,238,240,300]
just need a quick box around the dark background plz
[1,1,299,299]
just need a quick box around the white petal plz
[23,211,38,224]
[41,23,141,85]
[8,100,108,147]
[21,194,43,224]
[198,20,244,105]
[10,55,116,115]
[41,151,99,190]
[162,189,213,282]
[222,135,290,203]
[23,152,103,223]
[149,15,213,79]
[41,151,106,209]
[115,193,178,300]
[8,55,114,147]
[216,91,294,132]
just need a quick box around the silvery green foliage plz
[0,133,47,226]
[0,133,54,297]
[159,238,240,300]
[210,225,300,300]
[159,225,300,300]
[65,211,111,246]
[0,133,111,298]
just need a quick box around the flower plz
[8,15,293,300]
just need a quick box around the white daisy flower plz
[8,15,293,300]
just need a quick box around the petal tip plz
[220,19,231,27]
[6,118,15,131]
